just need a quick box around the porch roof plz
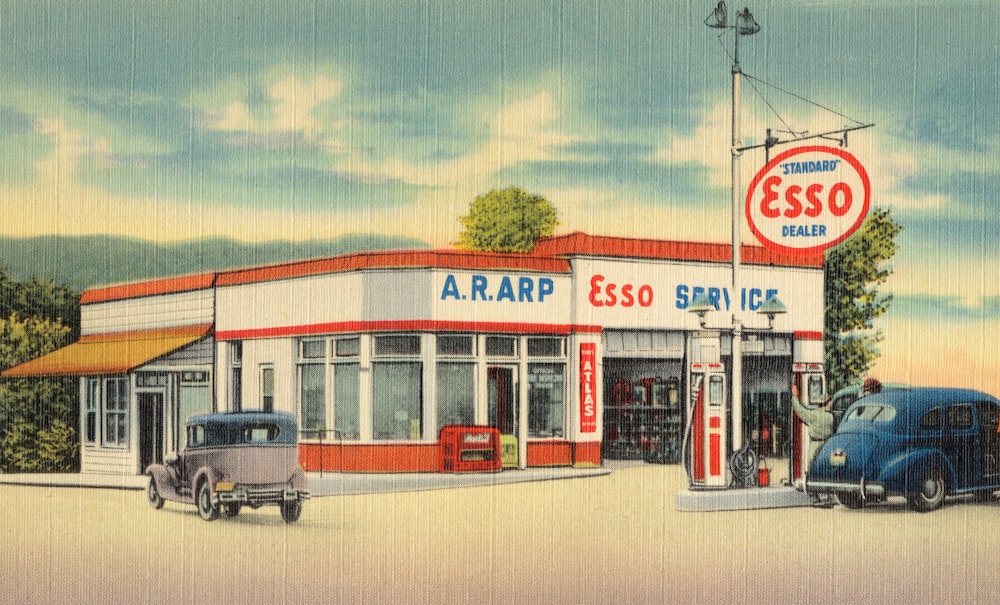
[1,324,212,378]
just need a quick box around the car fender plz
[146,464,184,503]
[192,467,222,501]
[878,448,956,494]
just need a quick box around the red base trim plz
[300,440,600,472]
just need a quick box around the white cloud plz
[338,90,580,188]
[204,74,343,140]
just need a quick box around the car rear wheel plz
[197,480,219,521]
[147,476,164,510]
[907,467,947,513]
[836,491,865,509]
[280,500,302,523]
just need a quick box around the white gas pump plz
[790,333,826,484]
[684,333,729,489]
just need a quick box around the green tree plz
[0,267,81,473]
[823,206,902,393]
[457,187,559,253]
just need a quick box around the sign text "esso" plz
[440,274,554,303]
[745,146,870,255]
[588,274,654,308]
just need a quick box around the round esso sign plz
[745,145,870,254]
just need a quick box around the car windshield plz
[843,403,897,424]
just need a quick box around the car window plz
[946,404,974,430]
[187,424,205,447]
[920,408,941,430]
[243,423,280,443]
[844,403,896,423]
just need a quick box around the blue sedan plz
[806,387,1000,512]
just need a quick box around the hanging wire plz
[742,71,869,130]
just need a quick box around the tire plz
[224,503,242,517]
[907,467,947,513]
[196,480,219,521]
[147,476,164,510]
[836,491,865,510]
[280,499,302,523]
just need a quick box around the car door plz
[977,401,1000,483]
[943,403,977,489]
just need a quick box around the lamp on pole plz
[705,1,760,461]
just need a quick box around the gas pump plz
[683,333,729,489]
[790,333,827,485]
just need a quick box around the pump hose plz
[729,440,759,488]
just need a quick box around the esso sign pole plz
[745,145,871,255]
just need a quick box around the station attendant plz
[790,383,834,471]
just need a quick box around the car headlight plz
[215,481,237,492]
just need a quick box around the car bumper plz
[806,478,885,499]
[216,485,311,506]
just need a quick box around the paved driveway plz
[4,464,998,604]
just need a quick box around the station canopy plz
[2,324,212,378]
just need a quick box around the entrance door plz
[138,392,164,472]
[488,366,518,436]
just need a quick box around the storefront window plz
[229,341,243,410]
[528,363,565,438]
[104,377,129,447]
[298,336,361,440]
[437,363,475,431]
[84,379,98,444]
[373,361,422,440]
[299,363,325,436]
[260,365,274,412]
[334,363,360,439]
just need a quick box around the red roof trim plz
[215,249,572,287]
[533,232,824,268]
[77,233,821,305]
[81,273,216,304]
[216,320,602,341]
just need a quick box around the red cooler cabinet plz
[440,425,502,473]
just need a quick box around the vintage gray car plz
[145,411,310,522]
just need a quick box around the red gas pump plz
[790,332,827,485]
[686,362,728,489]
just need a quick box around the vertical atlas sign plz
[745,145,871,254]
[579,343,597,433]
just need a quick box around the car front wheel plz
[197,480,219,521]
[280,500,302,523]
[907,467,947,513]
[147,476,164,510]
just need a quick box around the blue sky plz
[2,0,999,385]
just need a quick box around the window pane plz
[374,335,421,356]
[437,335,474,356]
[335,337,360,357]
[528,363,565,438]
[437,363,475,432]
[301,340,326,359]
[334,364,361,439]
[373,362,422,440]
[527,337,563,357]
[486,336,516,357]
[300,364,326,434]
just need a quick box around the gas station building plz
[4,232,825,480]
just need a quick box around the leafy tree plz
[457,187,559,253]
[0,267,81,473]
[824,206,902,393]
